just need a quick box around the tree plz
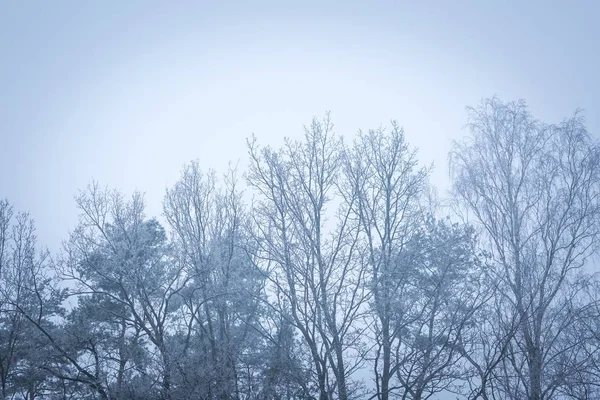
[247,115,368,400]
[61,184,188,399]
[0,199,62,400]
[342,124,429,400]
[391,217,488,400]
[259,307,314,400]
[163,162,265,399]
[450,98,600,399]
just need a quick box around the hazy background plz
[1,0,598,252]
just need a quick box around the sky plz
[1,1,599,252]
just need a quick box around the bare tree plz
[342,124,429,400]
[163,162,265,400]
[450,98,600,399]
[0,200,63,400]
[246,115,368,400]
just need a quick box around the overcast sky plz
[1,1,598,252]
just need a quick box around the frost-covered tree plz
[450,98,600,399]
[247,115,369,400]
[342,124,429,400]
[61,185,187,399]
[163,162,266,399]
[0,199,64,400]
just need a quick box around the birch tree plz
[450,98,600,399]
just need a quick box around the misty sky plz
[1,1,598,252]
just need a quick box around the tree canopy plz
[2,98,600,399]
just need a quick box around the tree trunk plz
[381,320,391,400]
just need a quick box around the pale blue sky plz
[1,1,598,251]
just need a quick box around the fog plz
[1,2,599,399]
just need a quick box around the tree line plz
[1,98,600,399]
